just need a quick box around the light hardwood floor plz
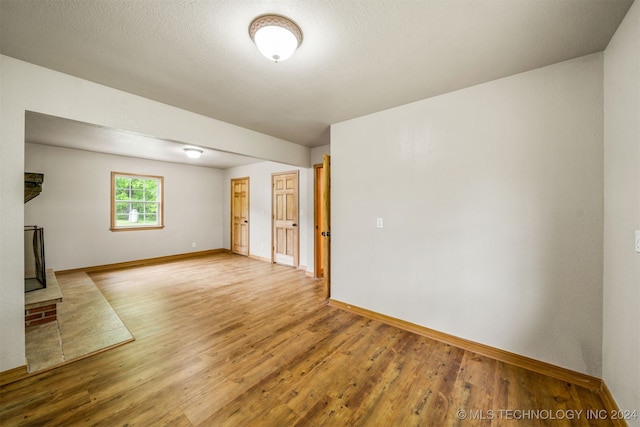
[0,253,614,426]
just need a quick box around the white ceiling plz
[0,0,634,165]
[25,112,261,169]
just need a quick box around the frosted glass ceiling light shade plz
[183,147,203,159]
[249,15,303,62]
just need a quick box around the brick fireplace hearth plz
[25,270,62,327]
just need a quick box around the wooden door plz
[314,164,325,278]
[272,171,299,267]
[322,155,331,297]
[231,177,249,256]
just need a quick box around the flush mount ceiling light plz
[183,147,203,159]
[249,14,303,62]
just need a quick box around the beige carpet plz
[25,272,134,373]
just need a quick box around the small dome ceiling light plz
[183,147,203,159]
[249,14,303,62]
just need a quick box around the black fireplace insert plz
[25,225,46,292]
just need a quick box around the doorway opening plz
[314,155,331,298]
[230,177,249,256]
[272,171,299,267]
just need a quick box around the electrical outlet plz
[636,230,640,253]
[376,218,384,229]
[192,242,196,248]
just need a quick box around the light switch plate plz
[376,218,384,229]
[636,230,640,253]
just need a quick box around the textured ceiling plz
[0,0,634,152]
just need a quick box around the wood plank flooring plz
[0,253,613,426]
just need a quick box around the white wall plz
[331,54,604,376]
[603,1,640,423]
[25,143,224,271]
[0,55,309,372]
[223,162,311,271]
[311,145,331,166]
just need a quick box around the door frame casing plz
[230,177,250,256]
[313,163,324,278]
[321,155,331,298]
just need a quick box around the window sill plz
[110,226,165,232]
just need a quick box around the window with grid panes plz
[110,172,164,231]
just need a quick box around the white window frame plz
[110,172,164,231]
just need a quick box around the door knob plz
[292,223,297,227]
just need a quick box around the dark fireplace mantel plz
[25,173,44,203]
